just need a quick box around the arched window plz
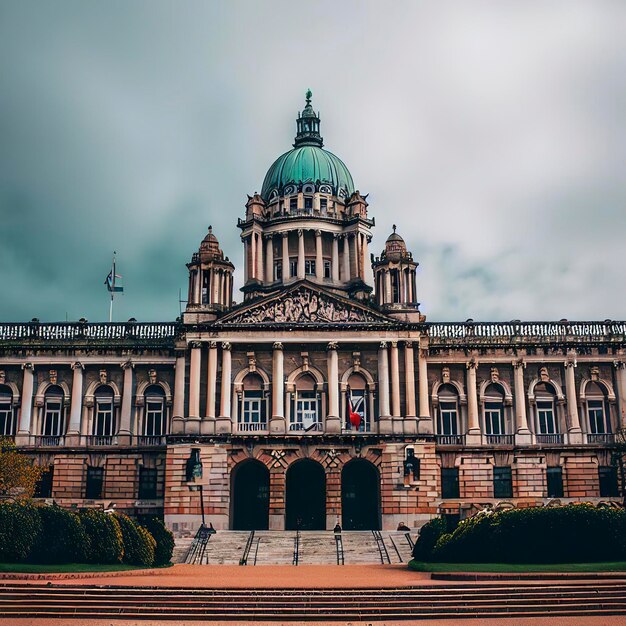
[535,382,558,435]
[143,385,167,441]
[346,373,369,432]
[586,381,611,440]
[0,385,16,437]
[437,384,460,442]
[41,385,65,445]
[483,383,506,436]
[290,374,321,432]
[239,373,267,432]
[93,385,116,443]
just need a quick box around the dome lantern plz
[294,89,323,148]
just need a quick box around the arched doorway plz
[341,459,380,530]
[286,459,326,530]
[231,460,270,530]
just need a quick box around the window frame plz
[85,466,104,500]
[0,390,15,437]
[438,401,459,436]
[493,466,513,498]
[138,466,158,500]
[546,466,564,498]
[441,467,460,499]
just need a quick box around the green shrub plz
[79,509,124,564]
[116,513,155,567]
[143,517,175,566]
[432,504,626,564]
[412,517,447,561]
[32,505,88,563]
[0,501,42,562]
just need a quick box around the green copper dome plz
[260,91,355,201]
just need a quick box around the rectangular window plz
[485,402,505,435]
[34,466,53,498]
[138,467,158,500]
[43,399,63,436]
[274,260,282,281]
[493,466,513,498]
[0,398,14,436]
[304,259,316,276]
[304,196,313,211]
[242,391,264,424]
[588,400,609,434]
[438,402,458,435]
[320,198,327,213]
[289,258,298,278]
[85,466,104,500]
[95,399,114,437]
[537,401,556,434]
[441,467,460,499]
[323,260,331,279]
[293,391,319,431]
[546,466,564,498]
[599,466,619,497]
[289,197,297,211]
[348,389,368,432]
[145,398,165,437]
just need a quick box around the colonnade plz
[243,228,370,285]
[189,266,233,307]
[376,266,418,306]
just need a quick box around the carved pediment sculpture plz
[220,286,387,325]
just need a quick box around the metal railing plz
[485,434,515,445]
[237,422,268,432]
[34,435,64,447]
[435,434,466,446]
[587,433,615,444]
[288,422,324,433]
[136,435,167,446]
[536,433,565,445]
[85,435,117,447]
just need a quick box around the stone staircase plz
[176,530,416,565]
[2,581,626,620]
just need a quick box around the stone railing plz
[425,320,626,347]
[0,321,181,347]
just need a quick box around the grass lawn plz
[408,560,626,573]
[0,562,170,573]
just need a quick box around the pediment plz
[216,284,392,326]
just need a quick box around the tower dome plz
[260,90,355,201]
[384,225,407,262]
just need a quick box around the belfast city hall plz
[1,93,625,536]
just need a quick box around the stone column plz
[390,341,402,434]
[417,338,433,434]
[250,232,256,280]
[331,235,339,282]
[384,270,392,305]
[270,342,285,434]
[118,360,134,443]
[342,235,350,282]
[326,342,341,433]
[187,343,202,434]
[203,341,217,434]
[66,362,84,443]
[282,232,289,281]
[615,361,626,429]
[243,239,249,284]
[265,235,274,283]
[404,341,417,434]
[297,229,305,279]
[565,359,583,443]
[216,342,232,433]
[256,232,264,282]
[16,363,34,444]
[171,352,186,434]
[315,230,323,281]
[378,342,392,433]
[513,360,531,444]
[466,358,481,444]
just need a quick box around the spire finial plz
[208,225,212,233]
[392,224,397,233]
[305,89,312,106]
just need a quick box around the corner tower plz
[238,91,374,301]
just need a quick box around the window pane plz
[138,467,158,499]
[85,467,104,499]
[441,467,460,498]
[599,466,619,497]
[493,466,513,498]
[546,466,563,498]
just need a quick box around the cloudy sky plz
[0,0,624,323]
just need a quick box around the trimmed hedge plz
[115,513,156,566]
[143,517,175,566]
[412,517,447,561]
[0,502,42,562]
[79,509,124,564]
[33,506,88,563]
[415,505,626,564]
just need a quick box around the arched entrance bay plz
[231,460,270,530]
[286,459,326,530]
[341,458,380,530]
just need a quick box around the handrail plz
[334,532,344,565]
[239,530,255,566]
[292,529,300,566]
[372,530,390,564]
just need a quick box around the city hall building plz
[1,94,625,535]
